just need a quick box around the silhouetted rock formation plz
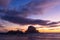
[25,26,39,33]
[7,30,23,35]
[0,26,39,35]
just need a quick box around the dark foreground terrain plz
[0,33,60,40]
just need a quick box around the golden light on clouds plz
[4,24,60,33]
[37,26,60,33]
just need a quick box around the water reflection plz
[0,33,60,40]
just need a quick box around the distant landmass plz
[0,26,39,35]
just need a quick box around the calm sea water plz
[0,33,60,40]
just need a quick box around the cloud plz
[19,0,60,17]
[47,22,59,25]
[0,0,60,17]
[0,0,59,17]
[47,21,60,25]
[1,16,49,25]
[0,0,60,26]
[0,0,11,7]
[49,25,60,27]
[47,21,60,27]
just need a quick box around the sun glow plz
[37,26,60,33]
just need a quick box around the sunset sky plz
[0,0,60,32]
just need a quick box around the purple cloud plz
[0,0,11,7]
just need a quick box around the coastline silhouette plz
[0,26,39,35]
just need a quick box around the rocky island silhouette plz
[0,26,39,35]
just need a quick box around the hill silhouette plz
[25,26,39,33]
[7,30,23,35]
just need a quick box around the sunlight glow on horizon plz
[36,26,60,33]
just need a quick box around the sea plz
[0,33,60,40]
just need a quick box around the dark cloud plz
[50,25,60,27]
[1,16,49,25]
[47,22,59,25]
[47,21,60,25]
[47,21,60,27]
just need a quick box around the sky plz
[0,0,60,32]
[28,5,60,22]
